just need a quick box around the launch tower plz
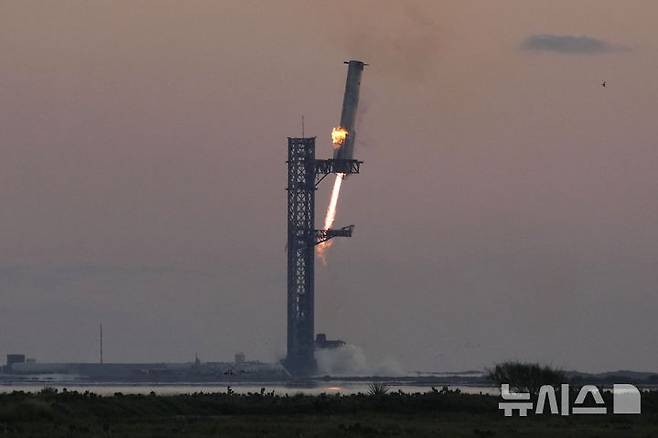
[284,60,366,376]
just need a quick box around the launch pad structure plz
[284,139,361,376]
[284,60,366,376]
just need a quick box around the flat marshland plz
[0,387,656,437]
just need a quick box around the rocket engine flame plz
[331,127,348,148]
[323,173,344,231]
[320,127,348,261]
[317,172,345,259]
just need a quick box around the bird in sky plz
[602,81,607,87]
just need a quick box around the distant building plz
[6,354,26,370]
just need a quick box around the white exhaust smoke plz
[315,344,405,377]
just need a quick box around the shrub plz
[367,383,390,397]
[487,361,566,397]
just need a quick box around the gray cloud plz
[521,34,625,54]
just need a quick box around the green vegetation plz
[0,387,656,437]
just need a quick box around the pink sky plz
[0,1,657,372]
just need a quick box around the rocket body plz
[333,60,365,161]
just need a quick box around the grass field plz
[0,387,656,437]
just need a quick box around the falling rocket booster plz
[319,60,365,257]
[333,60,366,161]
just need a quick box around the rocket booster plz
[333,60,366,161]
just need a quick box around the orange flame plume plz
[317,173,345,262]
[331,127,348,148]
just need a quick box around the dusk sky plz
[1,1,657,372]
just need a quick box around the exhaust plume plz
[316,343,406,377]
[317,172,345,261]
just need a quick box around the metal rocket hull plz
[333,60,366,161]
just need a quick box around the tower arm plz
[314,225,355,246]
[314,159,362,186]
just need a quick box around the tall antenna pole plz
[100,323,103,365]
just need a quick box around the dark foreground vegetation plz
[488,361,566,396]
[0,387,657,437]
